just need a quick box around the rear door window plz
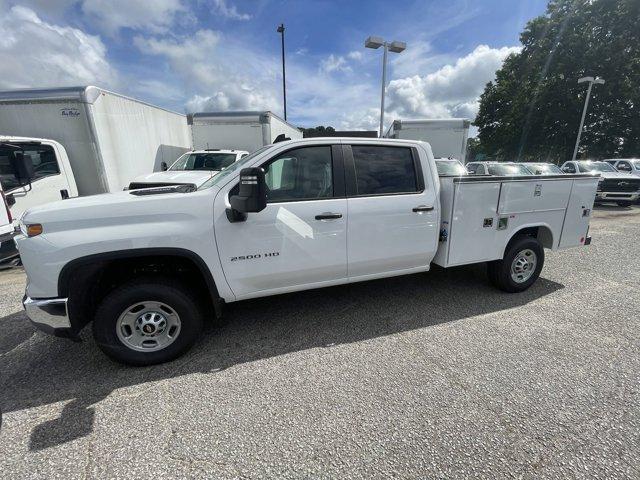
[351,145,418,195]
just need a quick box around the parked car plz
[521,162,563,175]
[434,158,467,176]
[129,149,249,190]
[466,161,533,176]
[604,158,640,177]
[561,160,640,206]
[16,138,598,365]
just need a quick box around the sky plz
[0,0,548,132]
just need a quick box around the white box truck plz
[188,111,302,152]
[385,118,470,161]
[0,86,191,219]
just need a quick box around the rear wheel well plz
[59,251,221,332]
[505,226,553,255]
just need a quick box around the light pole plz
[365,36,406,137]
[277,23,287,121]
[571,76,605,161]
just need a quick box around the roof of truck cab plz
[0,86,184,115]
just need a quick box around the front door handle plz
[412,205,434,212]
[315,212,342,220]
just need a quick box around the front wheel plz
[487,235,544,293]
[93,279,204,366]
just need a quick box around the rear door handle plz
[315,212,342,220]
[412,205,434,212]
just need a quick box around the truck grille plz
[600,178,640,193]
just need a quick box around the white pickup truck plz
[16,138,598,365]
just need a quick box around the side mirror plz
[161,161,168,171]
[227,167,267,222]
[5,193,16,207]
[11,152,35,187]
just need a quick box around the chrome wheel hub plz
[511,249,537,284]
[116,301,181,352]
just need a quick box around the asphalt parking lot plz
[0,206,638,479]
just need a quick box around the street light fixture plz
[365,36,406,137]
[571,76,605,161]
[277,23,287,121]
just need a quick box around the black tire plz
[93,278,204,366]
[616,201,632,207]
[487,235,544,293]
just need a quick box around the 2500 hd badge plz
[231,252,280,261]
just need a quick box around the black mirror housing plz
[230,167,267,213]
[161,161,168,171]
[11,152,35,187]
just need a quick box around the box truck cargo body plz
[0,86,191,197]
[385,118,470,161]
[188,111,302,152]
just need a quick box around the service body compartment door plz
[447,181,501,266]
[559,178,598,249]
[498,179,573,214]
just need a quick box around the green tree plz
[300,125,336,138]
[475,0,640,162]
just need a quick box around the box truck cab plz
[16,138,598,366]
[129,149,249,190]
[0,136,78,220]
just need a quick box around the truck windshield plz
[198,145,272,190]
[170,152,237,171]
[436,160,467,175]
[577,162,616,173]
[487,164,532,176]
[528,163,562,174]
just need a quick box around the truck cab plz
[128,149,249,190]
[0,136,78,221]
[604,159,640,177]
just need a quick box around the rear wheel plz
[487,235,544,293]
[616,201,632,207]
[93,278,204,366]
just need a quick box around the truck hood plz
[130,170,217,187]
[593,171,633,180]
[20,187,218,232]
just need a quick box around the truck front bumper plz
[595,192,640,201]
[23,295,73,337]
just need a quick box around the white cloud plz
[0,5,118,89]
[134,30,280,112]
[210,0,251,21]
[320,54,351,74]
[81,0,188,34]
[347,51,362,61]
[386,45,520,120]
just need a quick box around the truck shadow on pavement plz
[0,263,564,451]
